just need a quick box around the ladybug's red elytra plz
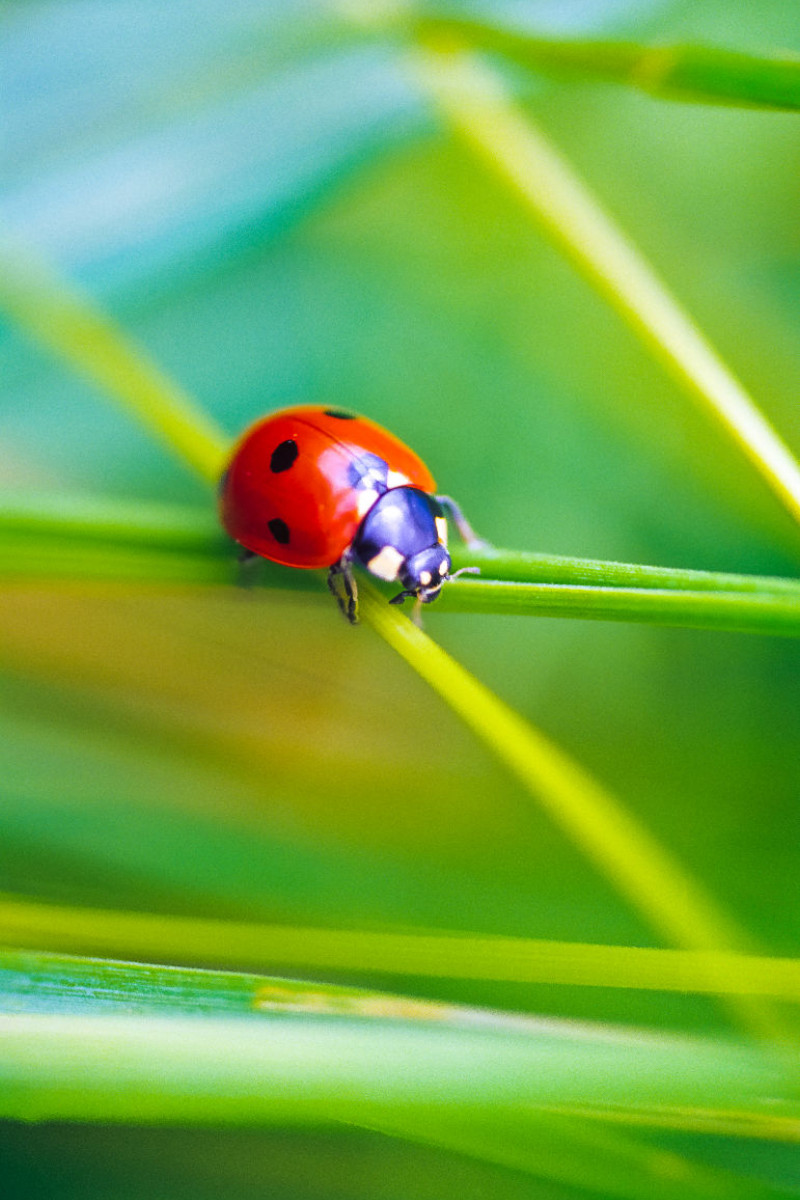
[219,405,483,622]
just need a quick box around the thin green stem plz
[455,545,800,595]
[3,899,800,1001]
[437,579,800,637]
[0,540,235,587]
[412,44,800,534]
[5,493,800,594]
[411,17,800,112]
[0,244,229,484]
[0,491,226,549]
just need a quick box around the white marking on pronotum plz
[356,489,379,518]
[367,545,404,581]
[419,570,432,586]
[440,559,448,575]
[435,516,448,546]
[386,470,410,489]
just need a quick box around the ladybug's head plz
[353,486,480,615]
[391,545,452,607]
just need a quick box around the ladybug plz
[219,405,483,622]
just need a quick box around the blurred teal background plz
[2,1,800,1193]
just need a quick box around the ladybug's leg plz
[327,555,359,625]
[435,496,489,550]
[343,567,359,625]
[236,547,263,589]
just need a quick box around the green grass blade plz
[0,540,234,587]
[358,599,728,946]
[455,546,800,595]
[411,17,800,112]
[0,949,766,1199]
[6,548,799,636]
[0,244,229,484]
[0,1014,792,1131]
[412,44,800,535]
[0,492,226,549]
[0,947,463,1022]
[0,952,793,1135]
[436,578,800,637]
[0,492,241,587]
[4,898,800,1002]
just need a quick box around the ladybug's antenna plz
[447,566,481,581]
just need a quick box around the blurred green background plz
[2,1,800,1195]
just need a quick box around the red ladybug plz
[219,405,482,621]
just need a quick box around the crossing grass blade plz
[360,589,744,956]
[0,949,796,1155]
[0,245,229,485]
[411,43,800,536]
[360,585,791,1042]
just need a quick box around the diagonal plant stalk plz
[411,43,800,535]
[0,245,228,484]
[361,584,792,1042]
[362,584,742,958]
[409,16,800,112]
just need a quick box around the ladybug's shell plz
[219,406,436,568]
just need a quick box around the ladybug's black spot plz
[270,439,298,473]
[268,518,290,545]
[324,408,356,420]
